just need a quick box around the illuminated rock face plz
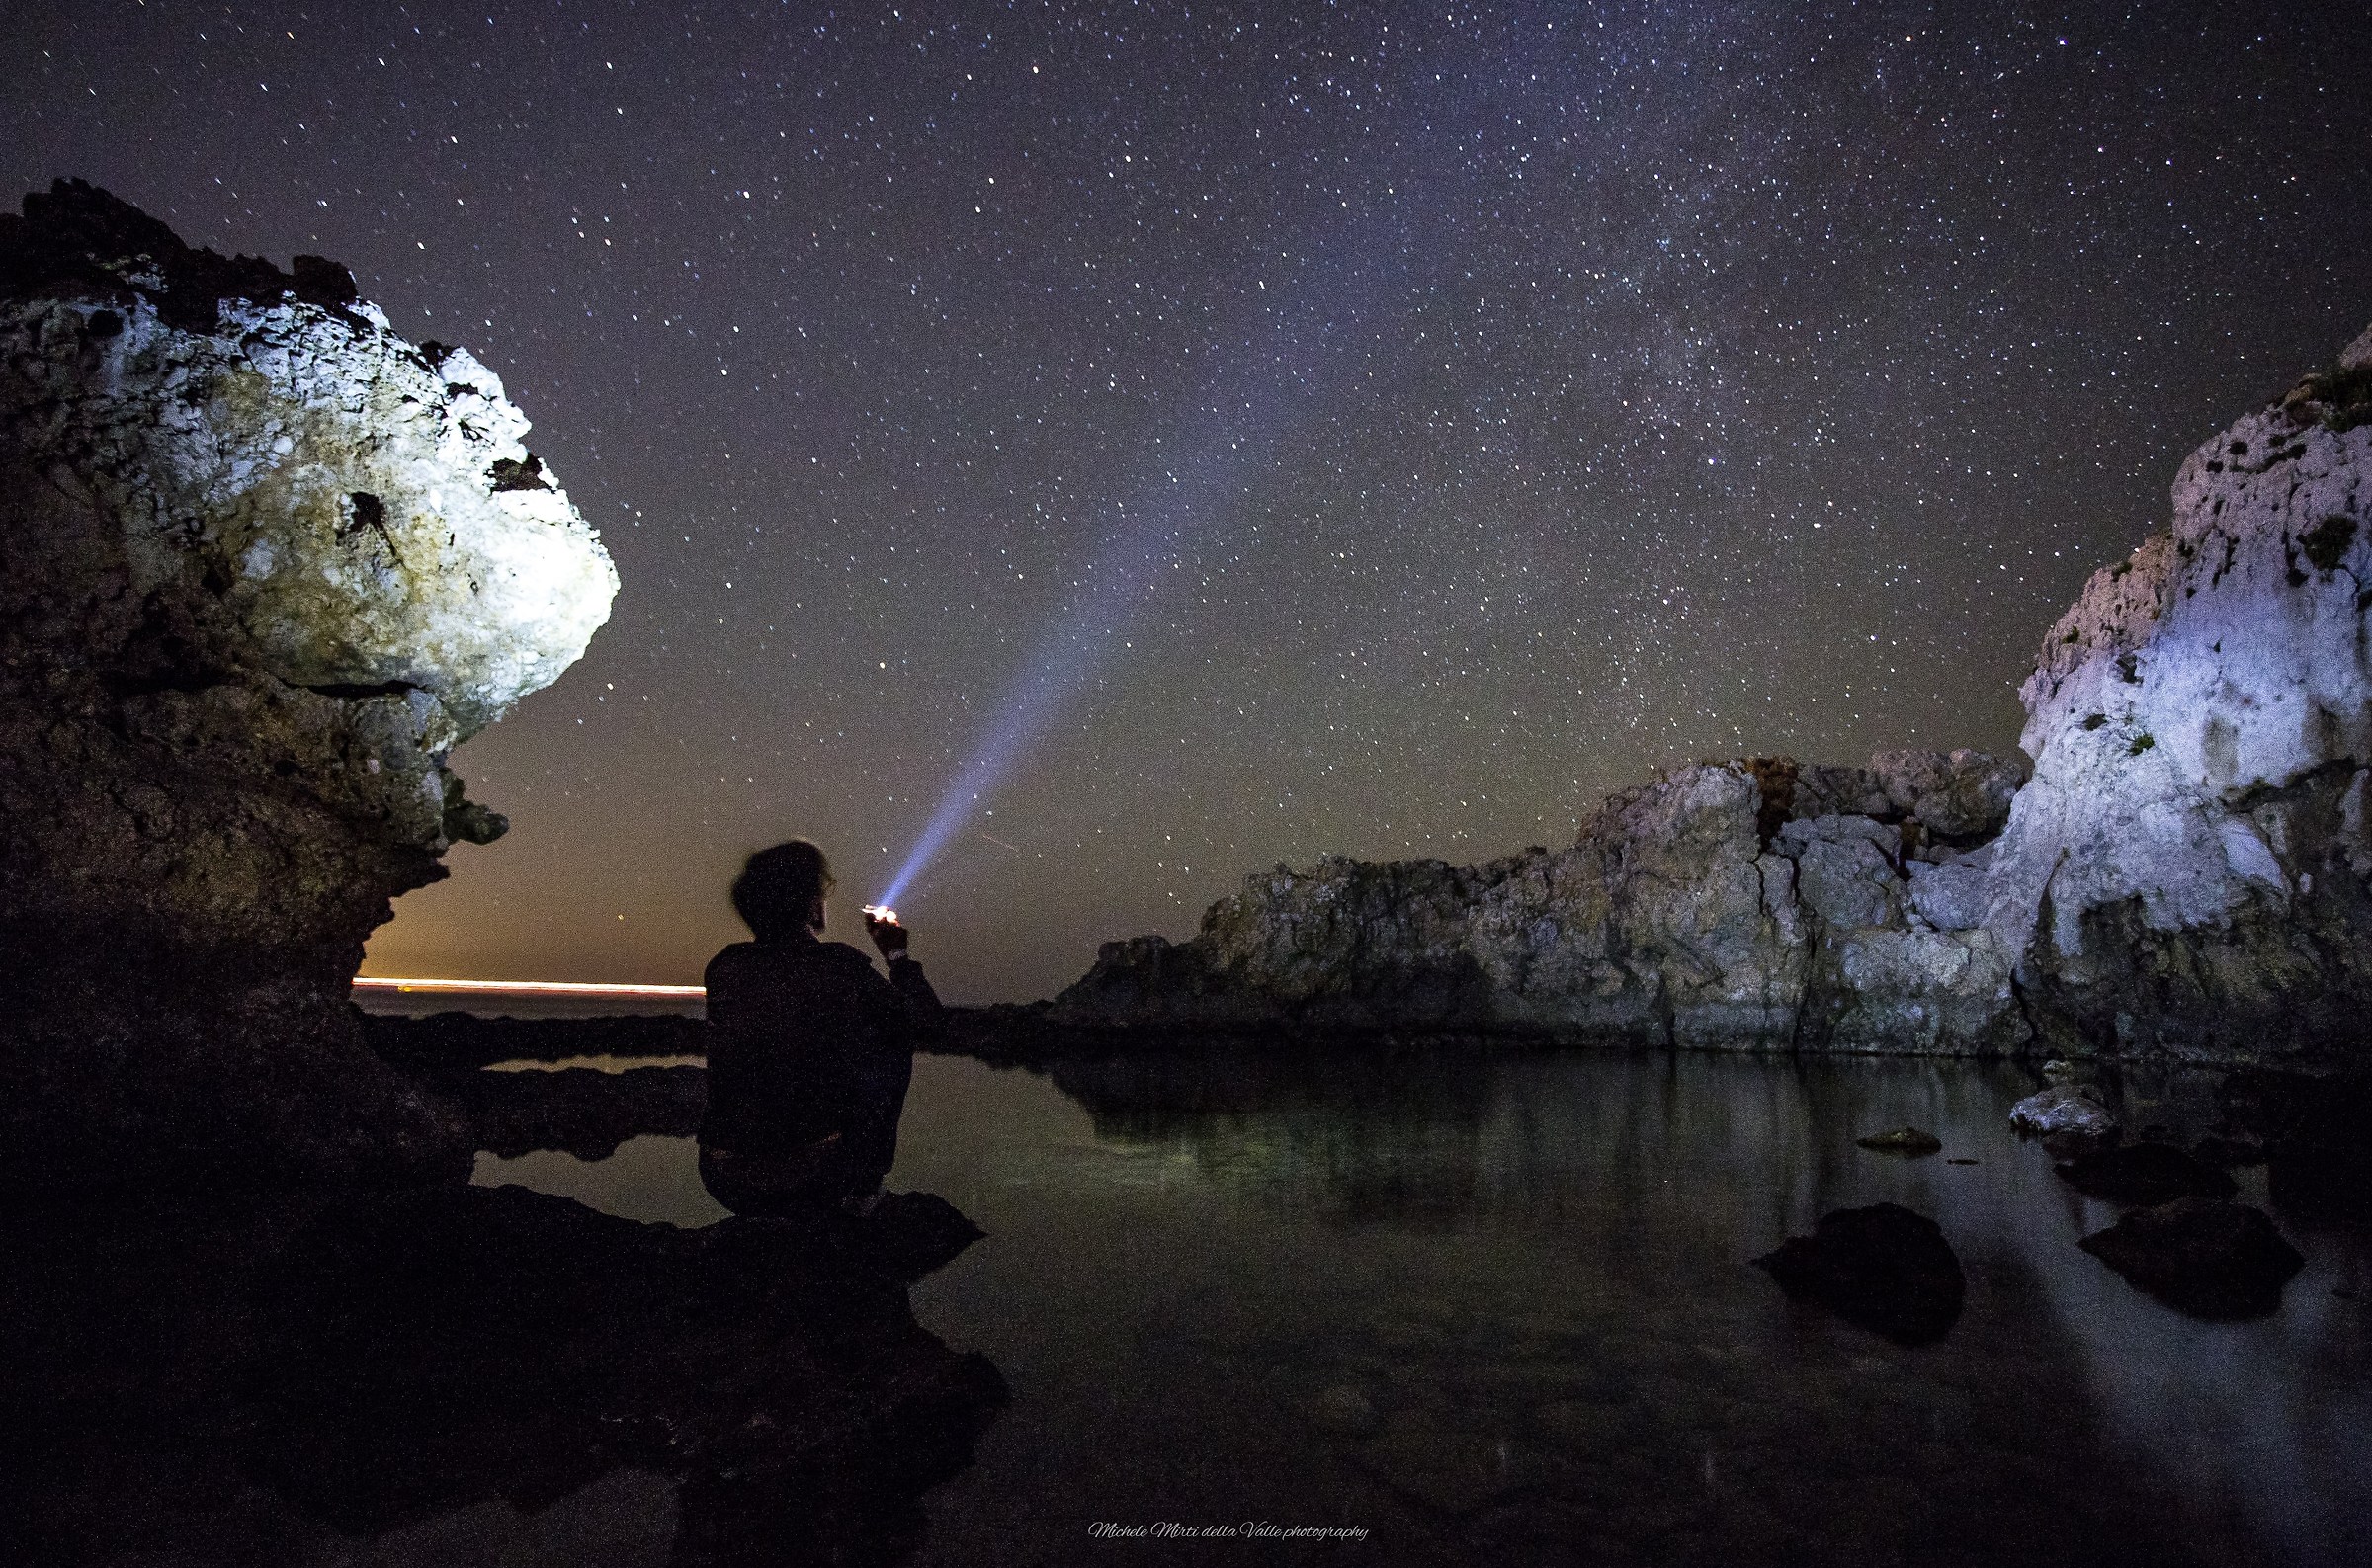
[1981,323,2372,1062]
[1061,325,2372,1066]
[1055,751,2030,1053]
[0,181,618,1185]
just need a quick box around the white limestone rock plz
[1058,327,2372,1068]
[5,265,615,745]
[1980,322,2372,1061]
[1056,755,2026,1053]
[0,180,618,1186]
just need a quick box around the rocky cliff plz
[0,181,618,1185]
[1986,322,2372,1062]
[1057,323,2372,1067]
[1054,750,2031,1052]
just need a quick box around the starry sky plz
[8,2,2371,1001]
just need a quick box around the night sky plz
[8,2,2371,1001]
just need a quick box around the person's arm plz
[864,912,946,1042]
[886,953,945,1037]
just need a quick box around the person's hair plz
[731,840,833,939]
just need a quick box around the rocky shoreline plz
[1052,323,2372,1072]
[9,172,2372,1200]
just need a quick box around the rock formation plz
[1985,323,2372,1062]
[0,180,618,1186]
[1057,322,2372,1068]
[1750,1201,1967,1346]
[2076,1197,2305,1320]
[1053,748,2032,1052]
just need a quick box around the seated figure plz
[698,840,943,1217]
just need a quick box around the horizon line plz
[353,977,706,998]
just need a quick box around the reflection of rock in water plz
[461,1066,709,1161]
[0,1185,1003,1566]
[365,1013,710,1160]
[1046,1048,1501,1224]
[1048,1049,2309,1565]
[367,1011,709,1077]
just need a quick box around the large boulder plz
[1750,1201,1967,1345]
[2077,1197,2306,1320]
[0,181,618,1186]
[1983,323,2372,1064]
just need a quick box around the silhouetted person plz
[699,841,943,1217]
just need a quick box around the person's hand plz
[864,908,910,962]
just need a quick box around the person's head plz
[731,840,833,940]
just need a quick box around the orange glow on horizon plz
[353,977,706,998]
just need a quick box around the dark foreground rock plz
[2077,1197,2306,1320]
[0,1184,1002,1564]
[2054,1143,2239,1206]
[363,1009,709,1078]
[0,181,616,1189]
[1752,1202,1967,1346]
[459,1064,709,1160]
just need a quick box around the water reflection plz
[31,1040,2364,1566]
[466,1046,2372,1562]
[882,1048,2371,1565]
[474,1135,730,1228]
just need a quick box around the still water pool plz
[476,1047,2372,1566]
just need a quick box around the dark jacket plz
[700,934,943,1194]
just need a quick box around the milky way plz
[9,1,2370,999]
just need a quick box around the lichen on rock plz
[0,180,618,1187]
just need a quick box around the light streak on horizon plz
[353,977,706,998]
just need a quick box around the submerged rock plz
[1751,1201,1967,1346]
[1305,1382,1384,1437]
[2217,1067,2372,1219]
[2190,1134,2268,1169]
[1856,1126,1943,1154]
[1353,1423,1541,1516]
[2053,1142,2239,1206]
[2077,1197,2305,1319]
[0,181,618,1187]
